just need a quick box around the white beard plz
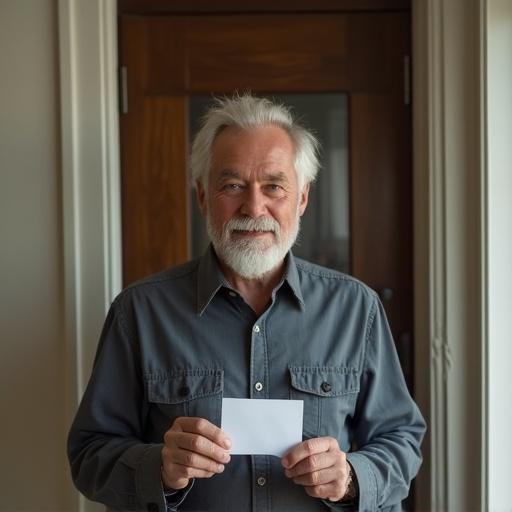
[207,214,300,280]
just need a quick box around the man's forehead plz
[212,124,294,150]
[216,169,292,182]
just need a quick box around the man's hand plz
[161,417,232,491]
[281,437,351,502]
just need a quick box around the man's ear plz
[298,183,310,216]
[196,180,208,216]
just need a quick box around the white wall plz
[0,0,74,510]
[487,1,512,510]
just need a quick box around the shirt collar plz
[196,244,305,316]
[196,245,228,316]
[281,251,305,310]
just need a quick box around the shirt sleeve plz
[67,298,172,512]
[163,480,195,511]
[331,297,426,511]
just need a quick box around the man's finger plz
[284,451,337,478]
[172,432,231,463]
[281,437,338,469]
[169,446,229,473]
[162,461,218,485]
[172,417,231,449]
[305,481,344,501]
[290,467,339,487]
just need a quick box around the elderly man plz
[68,95,426,512]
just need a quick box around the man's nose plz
[239,187,268,218]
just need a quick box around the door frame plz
[59,1,495,510]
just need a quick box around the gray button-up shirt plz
[68,247,426,512]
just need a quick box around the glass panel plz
[188,94,350,273]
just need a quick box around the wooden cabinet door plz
[119,9,413,384]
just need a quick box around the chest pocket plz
[288,366,359,439]
[146,369,223,428]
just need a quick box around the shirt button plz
[253,325,260,333]
[257,476,266,486]
[321,381,332,393]
[229,291,237,297]
[254,382,263,392]
[178,385,190,397]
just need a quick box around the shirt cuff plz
[128,443,167,512]
[163,479,195,511]
[321,460,359,511]
[345,452,378,512]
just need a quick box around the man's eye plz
[265,184,284,193]
[223,183,243,191]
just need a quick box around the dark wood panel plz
[137,13,405,95]
[350,93,412,348]
[147,18,188,93]
[119,0,410,14]
[187,16,349,94]
[119,17,148,101]
[347,12,404,91]
[349,10,412,357]
[121,96,189,285]
[120,17,190,285]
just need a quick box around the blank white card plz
[221,398,303,457]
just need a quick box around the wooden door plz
[118,5,413,384]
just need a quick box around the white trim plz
[478,2,488,509]
[58,2,81,510]
[58,1,121,511]
[59,0,121,395]
[485,1,512,509]
[427,0,449,507]
[413,0,487,510]
[411,1,432,508]
[99,0,123,306]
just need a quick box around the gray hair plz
[190,94,320,190]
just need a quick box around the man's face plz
[197,125,309,279]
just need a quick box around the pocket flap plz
[146,369,223,404]
[288,366,359,397]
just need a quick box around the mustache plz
[225,217,280,234]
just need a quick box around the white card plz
[221,398,303,457]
